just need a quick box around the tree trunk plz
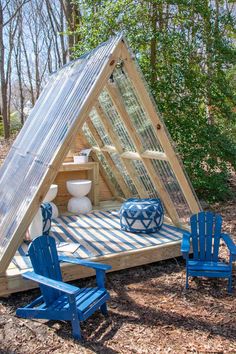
[15,33,25,124]
[150,2,158,87]
[0,5,10,139]
[62,0,81,59]
[1,86,10,138]
[21,35,35,106]
[60,1,67,64]
[204,3,214,125]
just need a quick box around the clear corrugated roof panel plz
[0,34,123,269]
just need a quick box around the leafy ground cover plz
[0,139,235,354]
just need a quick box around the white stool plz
[67,180,92,214]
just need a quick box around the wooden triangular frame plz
[0,34,200,272]
[120,40,200,213]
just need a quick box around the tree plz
[4,0,70,130]
[0,0,29,138]
[72,0,236,201]
[60,0,82,59]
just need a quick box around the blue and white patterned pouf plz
[120,198,164,233]
[40,202,52,235]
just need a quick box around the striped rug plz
[13,209,185,270]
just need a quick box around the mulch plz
[0,138,235,354]
[0,136,16,166]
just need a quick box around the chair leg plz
[185,269,189,289]
[68,295,82,340]
[71,316,82,340]
[228,276,232,294]
[101,302,108,317]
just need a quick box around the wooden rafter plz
[85,119,132,199]
[120,41,201,214]
[106,83,181,226]
[94,102,148,198]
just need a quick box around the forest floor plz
[0,138,235,354]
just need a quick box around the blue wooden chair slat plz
[198,212,206,260]
[16,235,111,340]
[181,211,236,293]
[78,289,107,312]
[75,288,99,309]
[190,214,199,259]
[206,211,214,260]
[83,294,110,321]
[213,214,222,262]
[188,261,231,272]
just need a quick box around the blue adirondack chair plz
[181,211,236,293]
[16,235,112,340]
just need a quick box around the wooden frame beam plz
[142,150,167,161]
[119,41,201,214]
[92,146,140,160]
[85,119,132,199]
[97,144,117,153]
[92,146,168,161]
[106,83,181,226]
[94,102,148,198]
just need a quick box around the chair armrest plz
[221,233,236,257]
[22,271,80,295]
[181,233,191,260]
[58,256,112,271]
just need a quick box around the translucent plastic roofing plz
[0,34,123,270]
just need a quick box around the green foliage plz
[10,112,22,134]
[0,112,22,138]
[0,121,4,137]
[74,0,236,202]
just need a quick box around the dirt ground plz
[0,138,235,354]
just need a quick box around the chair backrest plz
[190,211,222,262]
[28,235,62,305]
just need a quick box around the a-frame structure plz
[0,34,201,274]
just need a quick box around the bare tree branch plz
[3,0,30,27]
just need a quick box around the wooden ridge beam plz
[106,83,181,226]
[120,41,201,214]
[85,119,132,199]
[94,102,148,198]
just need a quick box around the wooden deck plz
[0,203,188,296]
